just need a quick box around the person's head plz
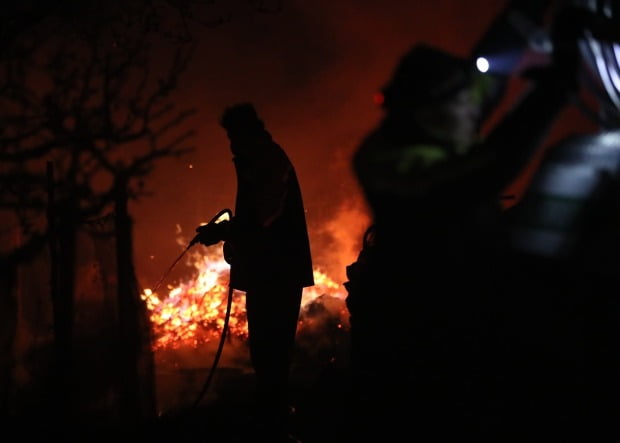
[220,102,266,154]
[380,43,489,147]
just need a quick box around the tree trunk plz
[114,174,157,428]
[47,161,77,422]
[0,257,18,416]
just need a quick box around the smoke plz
[132,1,512,288]
[310,196,371,284]
[63,0,519,414]
[133,0,596,292]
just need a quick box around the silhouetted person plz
[195,102,314,442]
[501,130,620,443]
[345,36,580,442]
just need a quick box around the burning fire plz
[141,244,350,351]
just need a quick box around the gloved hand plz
[192,219,231,247]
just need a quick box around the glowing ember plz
[141,245,350,351]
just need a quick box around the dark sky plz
[132,0,596,287]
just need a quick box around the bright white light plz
[588,34,620,109]
[476,56,489,73]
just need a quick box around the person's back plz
[227,121,314,292]
[501,130,620,440]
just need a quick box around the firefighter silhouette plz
[345,36,580,441]
[500,130,620,442]
[195,103,314,441]
[498,2,620,440]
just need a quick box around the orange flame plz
[141,245,350,351]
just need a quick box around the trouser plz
[245,283,303,422]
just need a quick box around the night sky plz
[132,0,597,287]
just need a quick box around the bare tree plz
[0,0,285,428]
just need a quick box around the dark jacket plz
[228,130,314,291]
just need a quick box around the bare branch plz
[1,0,285,261]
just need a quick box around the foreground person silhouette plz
[194,103,314,442]
[345,37,581,442]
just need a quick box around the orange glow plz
[141,245,349,351]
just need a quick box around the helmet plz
[381,43,475,109]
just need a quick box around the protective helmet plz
[381,43,475,109]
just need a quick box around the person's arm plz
[429,74,573,197]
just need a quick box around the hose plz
[191,278,234,409]
[148,208,235,410]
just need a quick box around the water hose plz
[149,208,234,409]
[191,279,234,409]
